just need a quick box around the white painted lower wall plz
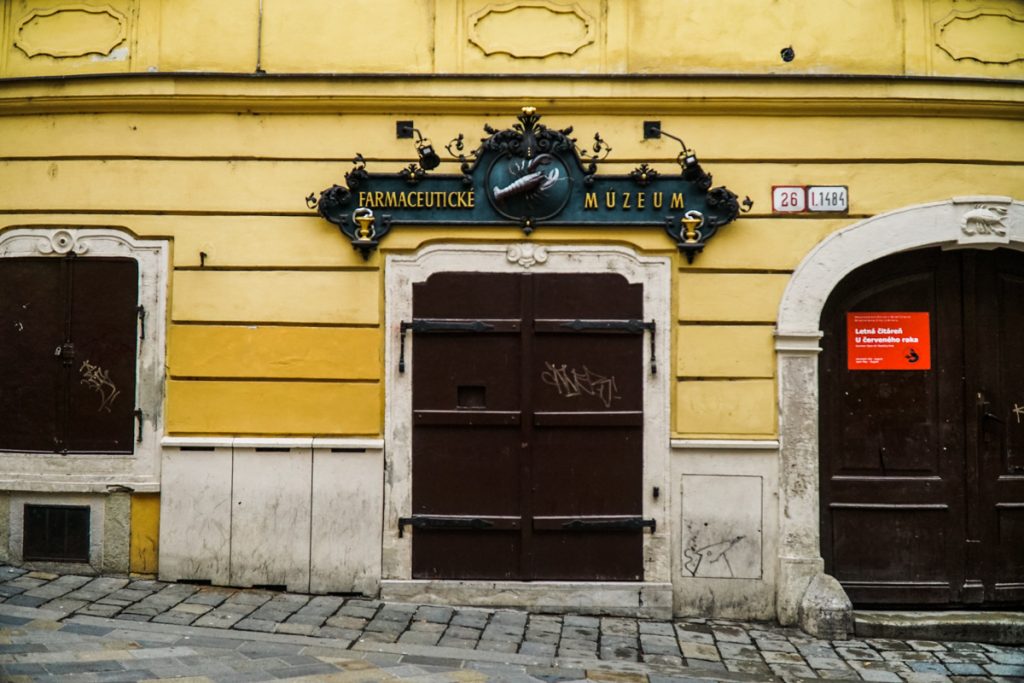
[670,440,780,620]
[159,437,383,595]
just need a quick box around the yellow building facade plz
[0,0,1022,632]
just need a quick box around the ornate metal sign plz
[307,108,749,262]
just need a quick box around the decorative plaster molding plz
[935,8,1024,64]
[0,78,1020,121]
[506,243,549,268]
[14,4,128,59]
[37,229,89,255]
[468,1,596,59]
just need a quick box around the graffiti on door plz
[79,359,120,413]
[541,362,620,408]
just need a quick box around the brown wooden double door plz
[409,272,648,581]
[0,256,139,454]
[821,248,1024,606]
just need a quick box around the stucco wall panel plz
[260,0,433,73]
[169,325,381,381]
[675,379,776,438]
[629,0,905,74]
[681,219,841,271]
[166,380,381,436]
[677,325,774,379]
[678,273,790,323]
[171,271,379,325]
[159,447,232,584]
[157,0,259,72]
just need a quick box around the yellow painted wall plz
[3,1,1022,79]
[130,493,159,574]
[1,1,1021,440]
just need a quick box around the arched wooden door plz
[820,247,1024,606]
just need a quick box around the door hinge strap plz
[134,409,143,443]
[137,305,146,342]
[558,319,656,374]
[398,319,496,373]
[560,517,657,533]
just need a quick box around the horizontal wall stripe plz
[171,270,379,325]
[169,325,382,381]
[166,380,381,435]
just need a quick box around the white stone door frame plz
[0,226,169,492]
[382,243,674,616]
[774,197,1024,628]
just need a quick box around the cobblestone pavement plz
[1,566,1022,682]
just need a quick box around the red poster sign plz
[847,312,931,370]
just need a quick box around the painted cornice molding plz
[0,74,1021,119]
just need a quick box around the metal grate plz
[23,504,90,562]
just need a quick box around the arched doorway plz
[774,197,1023,627]
[819,247,1024,606]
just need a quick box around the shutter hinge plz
[649,320,657,375]
[137,305,146,342]
[134,409,143,443]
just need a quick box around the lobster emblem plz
[492,154,562,205]
[961,204,1008,237]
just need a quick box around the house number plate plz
[807,186,848,213]
[772,185,848,214]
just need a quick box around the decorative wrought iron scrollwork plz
[344,153,369,189]
[398,163,426,185]
[629,163,659,187]
[577,132,611,185]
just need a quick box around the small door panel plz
[978,252,1024,601]
[66,258,139,452]
[412,426,521,516]
[0,258,62,452]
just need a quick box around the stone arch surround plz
[773,197,1024,630]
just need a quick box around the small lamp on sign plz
[397,120,441,171]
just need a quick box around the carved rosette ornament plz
[506,243,549,268]
[308,108,744,262]
[38,230,89,255]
